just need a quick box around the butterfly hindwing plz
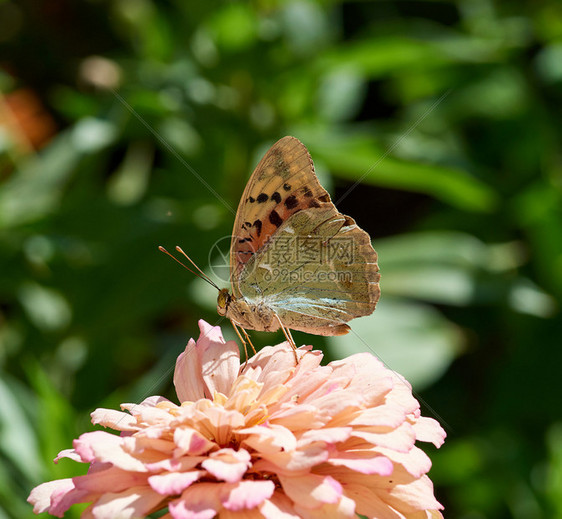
[236,206,380,335]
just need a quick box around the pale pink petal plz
[243,343,297,373]
[242,343,303,391]
[90,486,165,519]
[412,416,446,448]
[293,494,356,518]
[120,402,175,426]
[343,484,403,519]
[239,424,297,453]
[260,491,300,518]
[329,452,394,475]
[346,405,408,428]
[148,471,204,495]
[141,395,172,407]
[352,421,416,452]
[284,366,339,405]
[174,427,215,456]
[386,375,419,415]
[50,485,93,517]
[27,479,76,515]
[299,427,352,445]
[197,320,240,397]
[169,483,221,519]
[385,475,443,513]
[202,448,251,483]
[268,404,323,430]
[54,448,82,463]
[218,508,265,519]
[91,408,139,431]
[145,457,204,473]
[73,431,147,472]
[279,474,342,508]
[174,338,208,402]
[74,466,149,492]
[260,442,329,472]
[220,480,275,511]
[379,445,432,478]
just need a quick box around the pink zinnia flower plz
[29,320,446,518]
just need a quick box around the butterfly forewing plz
[229,136,332,297]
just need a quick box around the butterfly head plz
[217,288,232,316]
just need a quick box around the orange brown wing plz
[229,136,332,297]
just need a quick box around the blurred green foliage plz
[1,0,561,518]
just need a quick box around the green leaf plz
[310,135,497,212]
[0,375,44,483]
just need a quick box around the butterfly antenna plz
[175,246,221,290]
[158,246,221,291]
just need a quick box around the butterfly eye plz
[217,289,231,315]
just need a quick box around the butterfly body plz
[218,136,380,337]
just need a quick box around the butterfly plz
[214,136,380,348]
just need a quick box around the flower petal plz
[293,494,356,519]
[74,431,148,472]
[54,448,82,464]
[148,471,204,495]
[260,491,300,518]
[329,451,394,476]
[385,475,443,513]
[90,486,165,519]
[201,448,251,483]
[352,421,416,452]
[279,474,342,508]
[74,466,149,493]
[197,320,240,398]
[343,484,403,519]
[174,338,208,402]
[169,483,221,519]
[27,479,77,516]
[260,442,329,472]
[174,427,215,456]
[239,424,297,453]
[412,416,446,448]
[220,480,275,511]
[91,408,138,431]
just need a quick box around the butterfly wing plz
[229,136,332,297]
[230,137,380,335]
[238,206,380,335]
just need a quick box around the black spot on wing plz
[284,195,298,209]
[271,191,281,203]
[269,210,283,227]
[319,194,330,203]
[303,186,313,198]
[253,219,262,236]
[257,193,269,203]
[249,196,255,203]
[283,183,291,191]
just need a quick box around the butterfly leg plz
[240,326,257,355]
[274,314,298,363]
[231,321,249,363]
[231,321,257,364]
